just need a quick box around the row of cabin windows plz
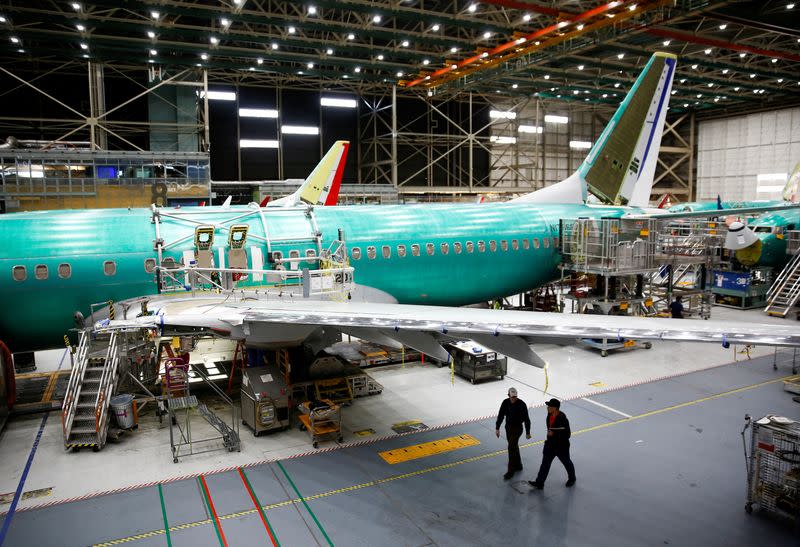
[350,237,558,261]
[11,258,161,282]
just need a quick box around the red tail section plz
[325,142,349,205]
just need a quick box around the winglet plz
[267,140,350,207]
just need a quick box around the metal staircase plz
[61,330,121,451]
[765,250,800,317]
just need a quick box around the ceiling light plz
[617,53,624,59]
[307,62,313,68]
[401,40,409,47]
[490,110,516,119]
[200,53,209,60]
[239,109,279,121]
[240,139,279,149]
[722,69,728,74]
[778,78,784,83]
[432,24,440,31]
[147,30,155,38]
[257,58,263,64]
[544,74,550,79]
[516,37,526,44]
[578,64,584,70]
[771,58,778,63]
[523,14,531,22]
[750,73,755,78]
[734,87,739,91]
[609,1,620,7]
[326,48,333,55]
[427,90,433,97]
[221,18,230,27]
[82,53,89,58]
[613,82,620,87]
[450,46,458,53]
[372,15,381,23]
[512,83,518,89]
[483,31,491,39]
[680,78,686,83]
[573,90,580,95]
[308,6,317,15]
[150,11,160,19]
[354,66,361,73]
[558,21,569,29]
[71,2,81,10]
[697,94,702,98]
[282,125,319,135]
[9,36,18,44]
[76,23,85,31]
[148,59,155,64]
[271,43,278,49]
[519,125,542,134]
[719,24,727,30]
[210,36,219,44]
[663,40,671,46]
[544,114,568,124]
[450,64,457,69]
[787,3,795,8]
[629,4,637,10]
[377,54,384,60]
[576,23,585,31]
[396,71,404,77]
[321,97,356,108]
[468,4,477,12]
[691,64,698,69]
[602,93,608,98]
[347,33,355,40]
[481,52,488,58]
[201,90,237,101]
[683,103,689,107]
[288,26,296,34]
[422,58,429,65]
[739,52,746,57]
[80,42,89,50]
[707,83,713,87]
[0,16,6,23]
[570,140,592,149]
[150,49,157,55]
[704,48,712,54]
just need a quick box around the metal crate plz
[743,415,800,523]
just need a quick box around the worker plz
[529,398,576,489]
[495,387,531,480]
[670,295,684,318]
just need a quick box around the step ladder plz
[315,377,353,405]
[765,250,800,317]
[61,330,121,451]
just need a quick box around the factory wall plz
[696,107,800,201]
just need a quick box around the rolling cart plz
[297,399,342,448]
[742,414,800,524]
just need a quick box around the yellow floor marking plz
[354,429,375,437]
[0,487,52,506]
[379,434,480,464]
[96,373,798,547]
[589,381,606,388]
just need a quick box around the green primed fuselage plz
[0,202,640,351]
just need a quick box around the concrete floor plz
[0,307,798,545]
[2,350,798,546]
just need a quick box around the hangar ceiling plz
[0,1,798,115]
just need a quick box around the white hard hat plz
[508,387,518,397]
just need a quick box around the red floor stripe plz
[199,475,228,547]
[238,468,279,547]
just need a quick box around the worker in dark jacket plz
[495,387,531,480]
[529,398,576,489]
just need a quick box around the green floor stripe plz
[197,476,225,547]
[157,484,172,547]
[240,468,281,547]
[276,461,334,547]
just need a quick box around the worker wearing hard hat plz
[495,387,531,480]
[529,398,576,489]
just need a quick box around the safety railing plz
[61,330,89,439]
[655,219,725,263]
[559,218,658,274]
[93,331,119,437]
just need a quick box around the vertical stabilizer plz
[783,160,800,203]
[513,53,676,205]
[267,140,350,207]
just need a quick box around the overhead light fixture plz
[771,58,778,63]
[240,139,279,149]
[372,15,381,23]
[347,33,355,40]
[489,110,516,119]
[573,90,580,95]
[282,125,319,135]
[481,52,488,58]
[450,46,458,53]
[271,42,278,49]
[221,18,230,27]
[683,103,689,107]
[308,6,317,15]
[82,53,89,58]
[490,135,517,144]
[558,21,568,29]
[150,49,157,55]
[663,40,671,46]
[422,58,429,65]
[76,23,85,31]
[543,74,550,80]
[9,36,19,44]
[401,40,409,47]
[307,62,313,68]
[739,52,746,57]
[377,54,384,60]
[707,83,713,87]
[427,90,433,97]
[722,68,728,74]
[71,2,81,10]
[0,16,6,23]
[719,24,727,30]
[321,97,357,108]
[200,52,209,60]
[450,64,457,69]
[483,31,491,39]
[210,36,219,44]
[544,114,568,124]
[787,3,795,8]
[468,3,477,12]
[602,93,608,98]
[778,78,784,83]
[576,24,584,31]
[431,24,440,31]
[704,48,712,54]
[80,42,89,50]
[257,58,263,64]
[147,30,156,38]
[238,108,279,118]
[613,82,620,87]
[734,87,740,91]
[288,26,296,34]
[691,64,698,69]
[396,71,403,77]
[617,53,624,59]
[326,48,333,55]
[696,93,702,98]
[629,3,637,10]
[578,64,584,70]
[569,140,592,149]
[516,37,526,44]
[512,83,518,89]
[518,125,542,134]
[150,10,160,20]
[354,66,361,73]
[680,78,686,83]
[523,14,531,22]
[750,73,756,78]
[148,59,155,64]
[200,90,236,101]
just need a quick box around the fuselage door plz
[228,224,250,278]
[194,226,215,268]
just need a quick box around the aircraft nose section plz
[734,239,763,267]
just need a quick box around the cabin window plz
[306,249,317,258]
[351,247,362,260]
[522,238,530,250]
[440,242,449,255]
[511,239,519,251]
[271,250,283,262]
[426,243,435,256]
[397,244,407,258]
[59,263,72,279]
[466,241,474,254]
[501,240,508,252]
[477,241,486,253]
[367,246,377,260]
[382,245,391,259]
[144,258,156,273]
[161,257,178,269]
[489,240,497,252]
[289,249,300,260]
[411,244,420,257]
[35,264,48,280]
[553,237,559,249]
[453,242,463,254]
[12,265,26,282]
[543,238,550,249]
[103,260,117,276]
[533,238,540,249]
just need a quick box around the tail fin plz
[267,140,350,207]
[513,53,676,205]
[783,160,800,203]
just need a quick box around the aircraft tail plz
[513,52,676,206]
[267,140,349,207]
[783,160,800,203]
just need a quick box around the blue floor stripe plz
[0,413,49,547]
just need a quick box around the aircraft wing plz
[113,296,800,369]
[628,203,800,220]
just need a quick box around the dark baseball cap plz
[545,398,561,408]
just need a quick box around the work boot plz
[566,478,576,487]
[503,472,513,480]
[528,480,543,489]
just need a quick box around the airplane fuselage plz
[0,202,639,351]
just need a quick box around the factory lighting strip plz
[10,353,798,516]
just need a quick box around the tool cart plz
[297,399,342,448]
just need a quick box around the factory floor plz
[1,308,799,545]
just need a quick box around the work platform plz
[3,352,798,546]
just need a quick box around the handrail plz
[93,331,119,436]
[768,250,800,300]
[61,330,89,438]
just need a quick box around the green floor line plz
[276,461,334,547]
[197,476,226,547]
[157,484,172,547]
[239,468,281,547]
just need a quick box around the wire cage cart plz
[742,414,800,524]
[297,399,342,448]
